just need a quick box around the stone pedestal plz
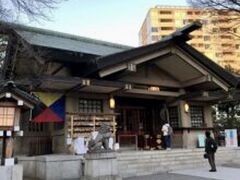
[84,152,122,180]
[0,164,23,180]
[18,155,83,180]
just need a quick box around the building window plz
[78,99,103,113]
[221,35,231,39]
[236,44,240,49]
[205,44,210,49]
[151,27,158,32]
[159,19,173,23]
[216,53,223,57]
[212,28,218,33]
[220,28,230,32]
[0,107,15,127]
[218,19,228,23]
[187,11,193,15]
[190,106,204,127]
[222,44,232,48]
[223,52,233,55]
[159,11,172,15]
[204,36,210,41]
[28,121,47,132]
[201,20,208,25]
[218,11,228,16]
[225,60,235,63]
[169,106,179,128]
[161,27,173,31]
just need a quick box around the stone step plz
[118,153,234,163]
[117,148,240,178]
[118,158,233,168]
[117,150,235,159]
[119,159,208,169]
[119,152,234,161]
[118,150,234,156]
[117,148,239,156]
[119,162,209,177]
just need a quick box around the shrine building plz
[0,20,238,155]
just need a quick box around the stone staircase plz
[117,147,240,178]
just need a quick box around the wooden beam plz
[125,88,182,97]
[99,48,171,77]
[127,63,136,72]
[104,68,138,81]
[175,90,227,102]
[182,75,211,87]
[51,64,65,75]
[124,84,132,90]
[65,79,91,94]
[211,76,229,92]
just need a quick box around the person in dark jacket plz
[205,131,218,172]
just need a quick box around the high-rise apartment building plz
[139,6,240,71]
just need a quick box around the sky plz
[30,0,188,47]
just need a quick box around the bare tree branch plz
[188,0,240,13]
[188,0,240,38]
[0,0,65,22]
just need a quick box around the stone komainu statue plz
[88,123,112,152]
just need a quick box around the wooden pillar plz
[204,105,213,127]
[179,100,191,148]
[1,131,6,165]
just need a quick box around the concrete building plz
[139,6,240,71]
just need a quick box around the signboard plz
[198,134,205,148]
[225,129,238,147]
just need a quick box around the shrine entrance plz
[116,97,166,150]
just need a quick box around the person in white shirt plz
[161,123,173,150]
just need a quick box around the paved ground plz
[124,173,211,180]
[124,163,240,180]
[171,166,240,180]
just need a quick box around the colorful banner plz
[225,129,238,147]
[32,92,65,123]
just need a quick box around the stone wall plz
[0,165,23,180]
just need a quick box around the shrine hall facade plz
[0,20,238,155]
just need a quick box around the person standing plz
[205,131,218,172]
[162,123,172,150]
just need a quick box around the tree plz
[212,64,240,130]
[214,101,240,129]
[0,0,63,22]
[224,64,240,75]
[188,0,240,74]
[188,0,240,38]
[188,0,240,13]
